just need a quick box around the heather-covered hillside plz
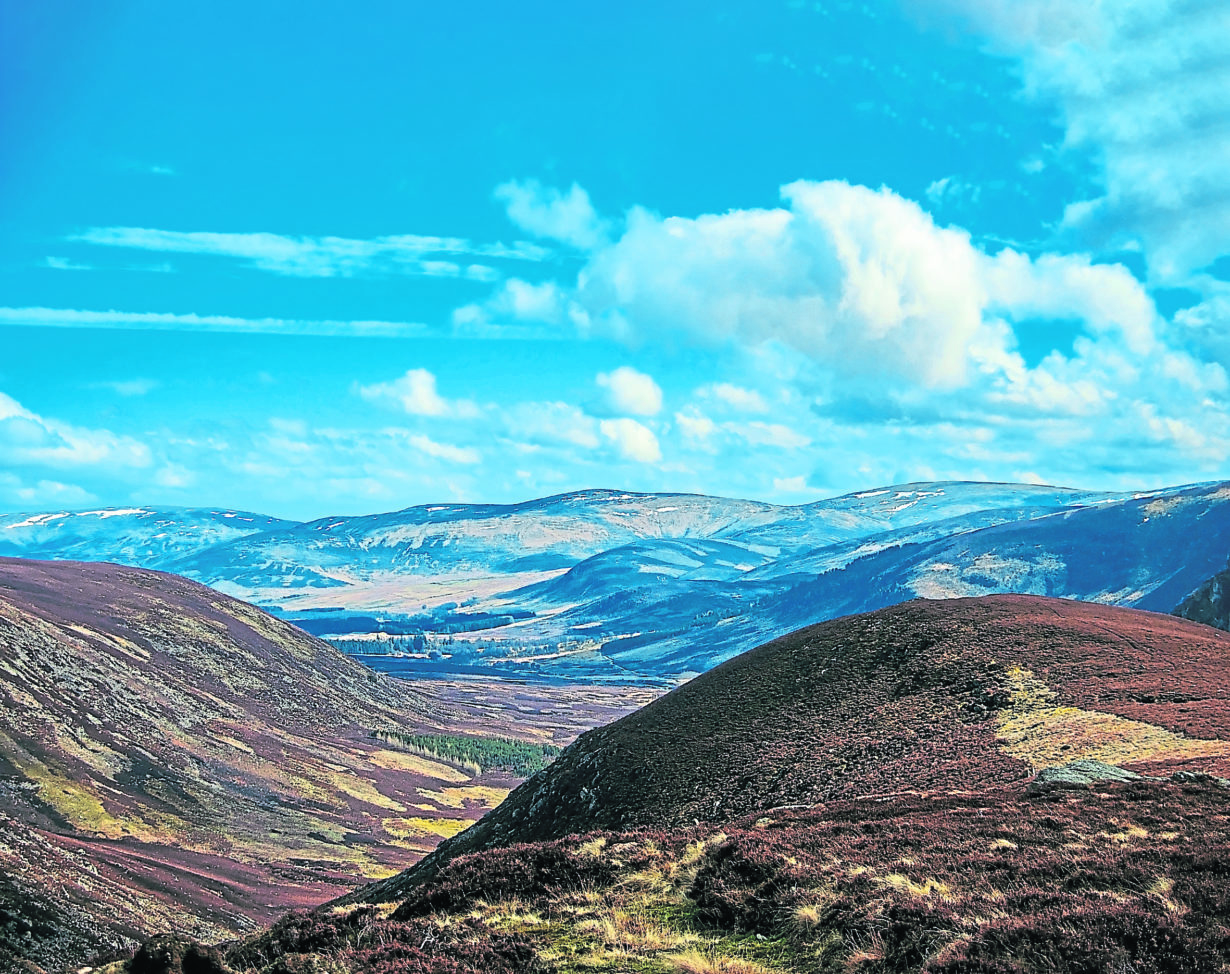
[0,559,653,971]
[104,596,1230,974]
[374,595,1230,892]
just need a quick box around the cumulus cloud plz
[495,180,609,251]
[577,178,1167,393]
[0,392,152,469]
[675,407,720,447]
[913,0,1230,284]
[451,278,585,338]
[599,418,662,463]
[466,174,1230,488]
[596,366,663,416]
[356,369,481,419]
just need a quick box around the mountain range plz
[4,480,1229,680]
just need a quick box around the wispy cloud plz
[43,256,94,271]
[71,227,552,279]
[916,0,1230,284]
[0,306,429,337]
[93,378,160,397]
[596,366,663,416]
[355,368,482,419]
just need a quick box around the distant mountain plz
[0,506,297,567]
[0,557,536,972]
[173,597,1230,974]
[5,481,1228,681]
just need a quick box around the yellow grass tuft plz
[666,948,776,974]
[879,873,951,898]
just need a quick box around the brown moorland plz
[0,558,655,971]
[367,594,1230,900]
[105,595,1230,974]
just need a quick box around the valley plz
[5,480,1230,972]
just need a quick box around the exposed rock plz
[1026,759,1143,793]
[1175,560,1230,631]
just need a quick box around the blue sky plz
[2,0,1228,519]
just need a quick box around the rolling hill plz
[0,508,297,568]
[366,594,1230,895]
[110,595,1230,974]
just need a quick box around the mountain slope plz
[0,558,519,970]
[124,595,1230,974]
[0,507,296,568]
[165,482,1121,609]
[366,595,1230,901]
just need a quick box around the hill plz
[108,596,1230,974]
[0,558,612,971]
[366,595,1230,899]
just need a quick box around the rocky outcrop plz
[1175,560,1230,631]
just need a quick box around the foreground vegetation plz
[97,777,1230,974]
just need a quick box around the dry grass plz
[667,948,776,973]
[995,667,1230,770]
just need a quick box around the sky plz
[1,0,1228,520]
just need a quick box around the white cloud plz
[356,369,481,419]
[599,418,662,463]
[731,421,811,450]
[0,392,152,470]
[72,226,548,279]
[0,306,428,337]
[153,463,195,488]
[596,366,663,416]
[44,256,93,271]
[577,178,1168,391]
[495,180,609,251]
[699,383,769,413]
[451,278,583,337]
[405,434,481,465]
[502,402,601,449]
[675,407,719,445]
[914,0,1230,284]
